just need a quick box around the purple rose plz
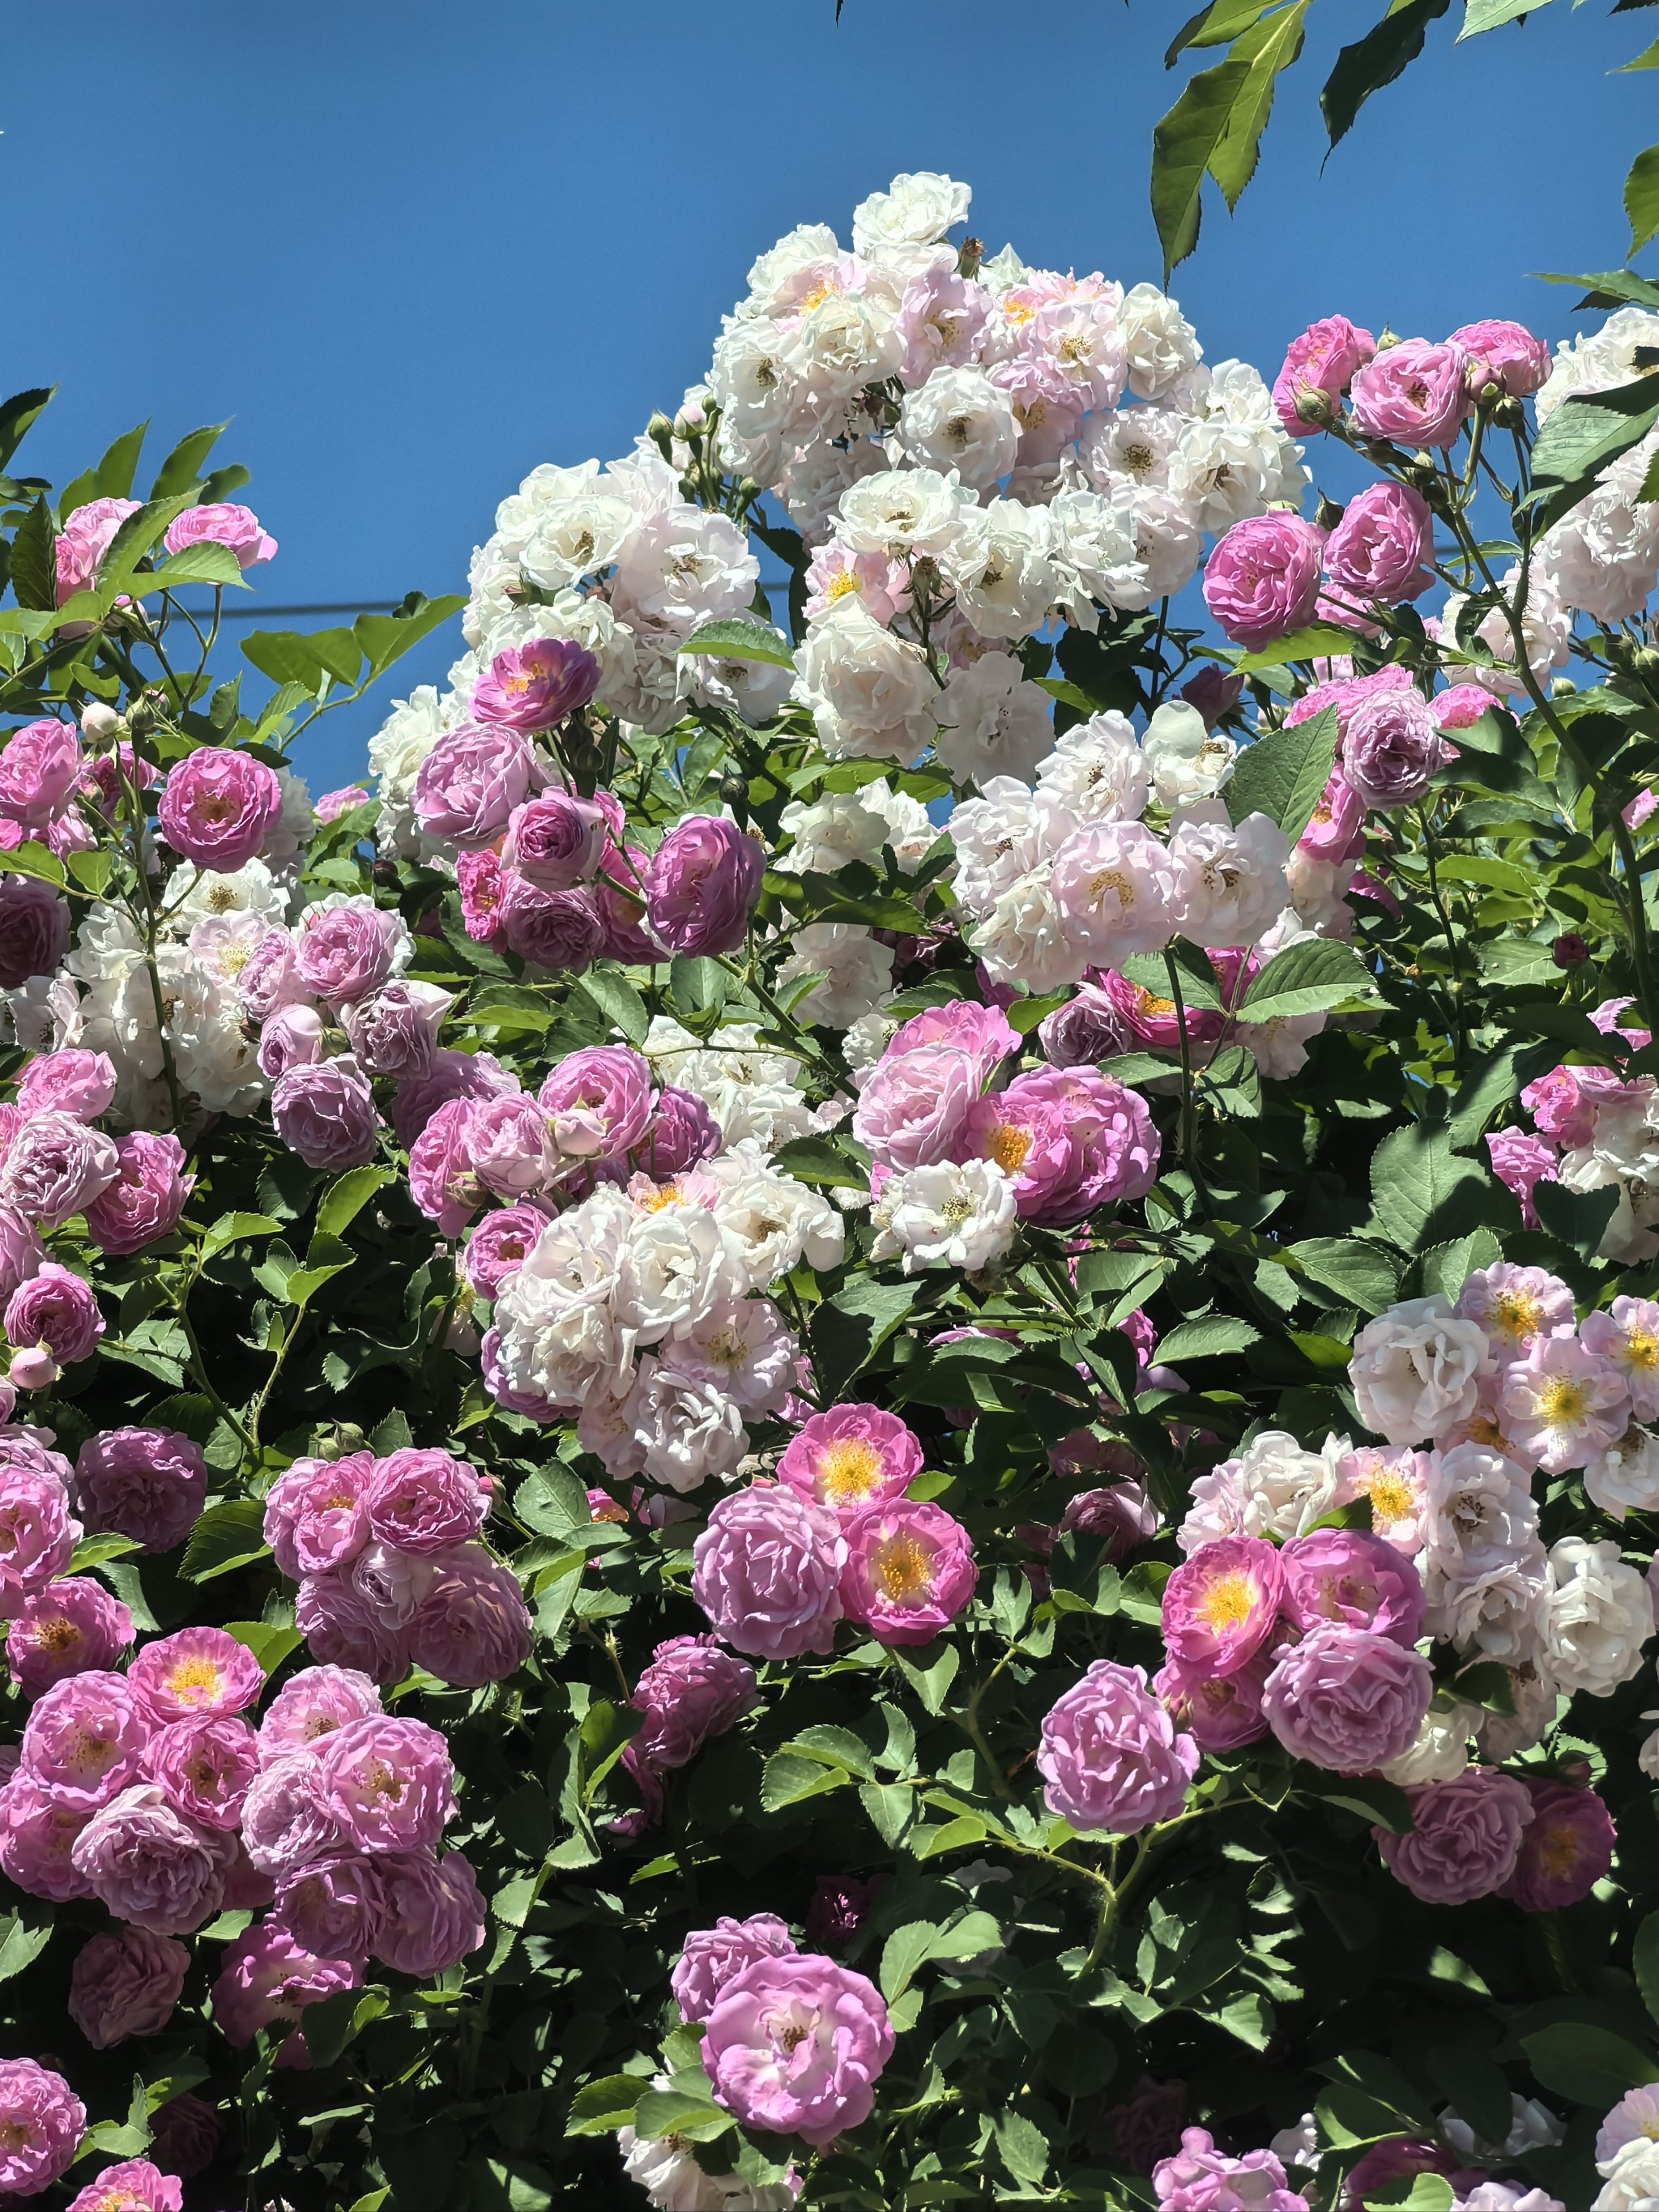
[296,1569,412,1684]
[645,816,764,957]
[595,841,665,961]
[157,748,283,871]
[1260,1623,1432,1772]
[0,1110,119,1230]
[21,1669,151,1806]
[143,1715,260,1830]
[497,875,605,972]
[461,1206,545,1300]
[70,1781,235,1933]
[146,2095,220,2180]
[16,1048,116,1120]
[257,1663,382,1762]
[363,1449,489,1555]
[412,723,541,850]
[407,1097,486,1235]
[0,1468,79,1609]
[1038,982,1131,1069]
[1498,1778,1615,1912]
[257,1004,326,1080]
[852,1042,983,1172]
[271,1055,380,1170]
[1202,513,1326,651]
[67,1925,190,2048]
[629,1634,759,1771]
[239,1754,350,1878]
[294,897,406,1004]
[1342,688,1450,812]
[6,1264,104,1386]
[1037,1658,1199,1835]
[953,1066,1158,1225]
[1323,482,1435,606]
[502,790,608,891]
[0,1208,44,1311]
[1350,338,1469,447]
[672,1913,798,2023]
[1375,1768,1535,1903]
[262,1452,373,1579]
[691,1482,847,1660]
[0,1776,95,1899]
[237,928,305,1021]
[339,980,453,1077]
[538,1046,655,1161]
[1154,1648,1273,1754]
[0,876,69,989]
[315,1714,455,1852]
[471,638,600,731]
[1151,2128,1311,2212]
[75,1428,208,1554]
[403,1551,535,1687]
[470,1091,558,1200]
[0,2061,86,2196]
[702,1951,893,2146]
[7,1576,131,1694]
[1272,315,1376,433]
[391,1045,518,1147]
[639,1086,719,1177]
[367,1846,486,1975]
[83,1132,192,1257]
[1105,2078,1188,2176]
[274,1851,381,1960]
[1278,1529,1425,1647]
[210,1920,361,2054]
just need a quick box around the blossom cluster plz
[1488,999,1659,1262]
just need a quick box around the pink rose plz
[392,1048,518,1148]
[1037,1658,1199,1835]
[314,1714,455,1851]
[1162,1537,1284,1676]
[672,1913,797,2022]
[501,790,608,890]
[1448,318,1550,397]
[470,638,600,731]
[628,1635,759,1772]
[237,929,305,1021]
[0,2061,87,2195]
[294,897,406,1004]
[0,1776,95,1899]
[0,876,69,987]
[257,1004,326,1080]
[644,816,764,956]
[271,1055,380,1169]
[16,1048,115,1123]
[1499,1778,1614,1912]
[210,1921,362,2057]
[0,1111,120,1230]
[6,1264,104,1383]
[239,1754,350,1877]
[538,1045,655,1160]
[127,1624,264,1722]
[64,2159,181,2212]
[1342,687,1452,812]
[0,720,83,830]
[497,875,605,972]
[365,1846,487,1976]
[7,1576,131,1694]
[701,1952,893,2146]
[470,1091,558,1199]
[0,1469,80,1610]
[363,1449,489,1555]
[156,748,283,872]
[314,785,369,823]
[457,848,507,944]
[1202,513,1326,650]
[403,1551,535,1686]
[407,1097,487,1234]
[143,1715,259,1830]
[1154,1647,1273,1754]
[68,1926,190,2048]
[339,980,452,1077]
[75,1427,209,1554]
[1375,1768,1534,1904]
[691,1482,847,1660]
[162,501,277,567]
[295,1570,412,1683]
[55,497,141,602]
[840,1498,977,1644]
[262,1452,373,1579]
[412,723,542,850]
[1271,315,1376,433]
[256,1663,382,1762]
[1350,338,1469,447]
[638,1086,719,1177]
[852,1042,982,1172]
[83,1132,192,1257]
[70,1781,236,1933]
[1261,1623,1433,1772]
[461,1206,545,1300]
[777,1404,923,1519]
[1323,482,1434,606]
[21,1669,151,1805]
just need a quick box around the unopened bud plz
[1634,647,1659,680]
[957,236,983,279]
[80,703,120,746]
[1552,932,1590,970]
[1293,385,1337,431]
[1314,494,1346,533]
[646,411,675,461]
[1376,326,1401,352]
[1551,676,1577,699]
[717,773,748,808]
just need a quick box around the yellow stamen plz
[818,1441,882,1506]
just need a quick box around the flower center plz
[1134,987,1176,1017]
[1490,1289,1545,1343]
[984,1123,1031,1174]
[818,1440,882,1504]
[634,1182,682,1213]
[1536,1376,1589,1426]
[1537,1820,1582,1878]
[0,2125,32,2154]
[1363,1473,1415,1524]
[166,1657,224,1700]
[876,1533,932,1601]
[1627,1328,1659,1371]
[940,1196,976,1226]
[1089,867,1133,913]
[825,570,860,603]
[1195,1571,1255,1632]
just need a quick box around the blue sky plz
[3,0,1648,784]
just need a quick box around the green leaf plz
[242,624,364,693]
[1636,1912,1659,2030]
[68,1533,143,1573]
[1460,0,1548,33]
[198,1211,283,1261]
[1621,32,1659,66]
[1167,0,1276,60]
[1367,2181,1453,2212]
[677,617,795,667]
[565,2075,643,2136]
[1226,705,1338,842]
[1367,1121,1489,1253]
[1521,2022,1659,2108]
[1229,625,1359,672]
[93,422,148,499]
[1321,0,1452,148]
[577,968,650,1046]
[96,495,194,597]
[137,543,248,595]
[812,1276,921,1399]
[1629,143,1659,259]
[1239,936,1375,1021]
[779,1725,878,1779]
[881,1919,944,2001]
[0,387,53,472]
[761,1751,851,1811]
[1206,2,1310,211]
[352,594,467,684]
[889,1639,961,1716]
[767,1136,872,1190]
[299,1986,389,2071]
[181,1499,268,1583]
[1122,937,1222,1011]
[1153,1315,1262,1362]
[1523,369,1659,537]
[1533,1178,1620,1262]
[315,1166,392,1240]
[1150,52,1252,275]
[9,495,56,612]
[222,1621,303,1675]
[994,2110,1051,2189]
[0,1913,50,1984]
[148,428,227,500]
[631,2089,731,2144]
[0,842,66,889]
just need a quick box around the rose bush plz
[6,170,1659,2212]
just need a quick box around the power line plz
[170,576,791,624]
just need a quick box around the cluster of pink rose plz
[262,1443,533,1686]
[0,2055,204,2209]
[1487,998,1659,1264]
[689,1404,977,1660]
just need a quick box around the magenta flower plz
[1323,482,1434,607]
[1161,1536,1284,1677]
[1342,688,1451,812]
[403,1552,535,1687]
[413,723,541,851]
[776,1404,923,1519]
[164,501,277,566]
[954,1066,1158,1225]
[1278,1529,1425,1647]
[498,876,605,972]
[83,1132,192,1258]
[363,1449,489,1555]
[0,2060,87,2196]
[1154,1648,1272,1754]
[7,1576,131,1694]
[1486,1127,1559,1231]
[64,2159,181,2212]
[839,1498,977,1645]
[691,1483,847,1660]
[259,1003,335,1079]
[1448,318,1550,397]
[1350,338,1469,447]
[272,1055,381,1170]
[502,790,608,892]
[0,719,82,832]
[294,898,406,1006]
[1375,1768,1535,1903]
[1261,1624,1432,1773]
[1498,1778,1615,1912]
[143,1715,259,1830]
[75,1428,209,1555]
[639,1085,719,1177]
[314,785,369,822]
[0,1468,80,1609]
[239,1754,350,1877]
[257,1664,382,1762]
[701,1951,893,2146]
[1271,314,1376,432]
[645,816,764,957]
[469,1091,558,1200]
[6,1264,104,1387]
[314,1714,455,1852]
[1151,2126,1309,2212]
[15,1047,115,1120]
[369,1846,487,1976]
[157,748,282,872]
[263,1452,374,1579]
[0,876,70,989]
[70,1781,236,1933]
[462,1206,546,1301]
[471,638,600,731]
[273,1852,381,1962]
[210,1920,362,2056]
[339,981,452,1079]
[628,1635,759,1772]
[294,1569,412,1684]
[672,1913,798,2022]
[538,1045,655,1160]
[1038,1659,1199,1835]
[1202,514,1326,650]
[407,1097,487,1235]
[128,1626,264,1722]
[0,1776,95,1900]
[20,1669,151,1806]
[67,1926,190,2048]
[0,1111,119,1231]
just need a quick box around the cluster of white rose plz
[1190,1264,1659,1779]
[490,1144,842,1494]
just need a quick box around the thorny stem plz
[1413,800,1468,1072]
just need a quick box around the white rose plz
[622,1357,747,1494]
[1594,2135,1659,2210]
[520,488,638,590]
[613,1204,734,1349]
[971,863,1086,995]
[1542,1535,1654,1696]
[935,651,1054,787]
[774,923,895,1030]
[610,505,757,633]
[1120,283,1204,403]
[1350,1297,1493,1446]
[704,1158,845,1286]
[947,779,1073,915]
[899,366,1019,488]
[944,500,1056,638]
[870,1157,1017,1274]
[1143,701,1236,810]
[1165,800,1290,951]
[1378,1703,1480,1787]
[1585,1423,1659,1520]
[1034,710,1149,825]
[1079,405,1184,493]
[672,1294,799,1416]
[836,465,975,560]
[1047,487,1149,626]
[792,600,940,767]
[851,171,971,258]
